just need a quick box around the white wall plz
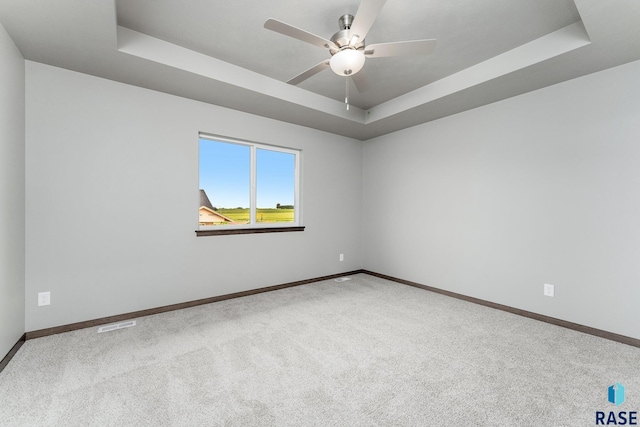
[23,54,640,339]
[0,23,25,356]
[25,62,362,332]
[363,59,640,340]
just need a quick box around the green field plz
[218,208,294,224]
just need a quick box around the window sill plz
[196,226,305,237]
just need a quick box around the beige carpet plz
[1,274,639,426]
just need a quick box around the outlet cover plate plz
[38,291,51,306]
[544,284,555,297]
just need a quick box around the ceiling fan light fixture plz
[330,49,365,76]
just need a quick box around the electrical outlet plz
[38,291,51,306]
[339,253,344,262]
[544,284,555,297]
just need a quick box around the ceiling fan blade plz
[265,18,338,51]
[348,0,387,45]
[364,39,437,58]
[351,72,372,93]
[287,60,330,85]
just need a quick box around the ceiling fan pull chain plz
[345,78,350,110]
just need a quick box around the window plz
[197,134,302,236]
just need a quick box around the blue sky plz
[199,139,294,209]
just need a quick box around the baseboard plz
[362,270,640,348]
[24,268,638,349]
[26,270,365,340]
[0,334,26,374]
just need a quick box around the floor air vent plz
[98,320,137,333]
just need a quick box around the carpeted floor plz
[1,274,638,426]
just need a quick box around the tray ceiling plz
[1,0,639,140]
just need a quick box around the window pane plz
[199,139,250,226]
[256,148,295,224]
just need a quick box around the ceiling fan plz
[264,0,436,94]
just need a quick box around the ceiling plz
[1,0,639,140]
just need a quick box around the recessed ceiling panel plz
[116,0,580,109]
[3,0,640,140]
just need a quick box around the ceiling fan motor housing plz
[330,14,365,51]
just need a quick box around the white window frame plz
[198,133,302,232]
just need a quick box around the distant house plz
[199,189,234,226]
